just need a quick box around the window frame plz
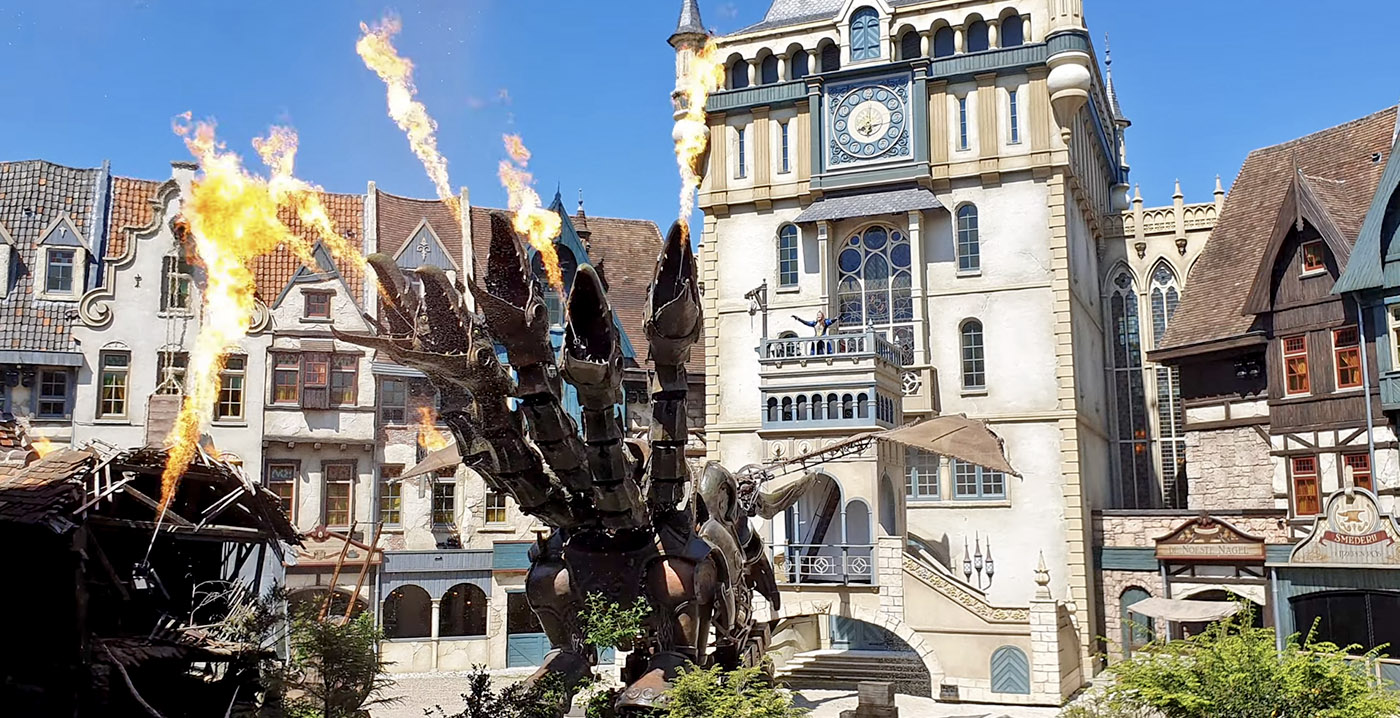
[1282,335,1310,396]
[779,120,791,174]
[160,252,193,313]
[905,448,940,501]
[36,368,71,419]
[956,204,980,274]
[156,351,188,395]
[330,354,359,407]
[379,377,408,425]
[1343,452,1373,492]
[1333,326,1362,391]
[1008,88,1021,144]
[322,461,356,528]
[266,461,299,520]
[44,247,77,295]
[736,126,748,179]
[432,476,457,526]
[960,319,987,391]
[849,7,882,62]
[379,464,403,527]
[952,459,1006,500]
[301,352,331,409]
[97,350,131,420]
[1300,240,1327,275]
[1291,455,1320,516]
[215,355,246,422]
[303,290,332,320]
[271,352,301,405]
[485,490,509,525]
[777,224,799,288]
[957,96,970,150]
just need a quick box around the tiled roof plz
[0,160,105,354]
[794,187,942,222]
[107,176,162,259]
[1159,106,1397,353]
[375,190,467,267]
[0,447,91,527]
[251,191,366,304]
[732,0,928,35]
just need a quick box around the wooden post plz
[318,521,356,620]
[343,522,383,620]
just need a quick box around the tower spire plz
[670,0,706,48]
[1103,34,1125,123]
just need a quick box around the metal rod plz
[1357,296,1378,476]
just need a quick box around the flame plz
[357,16,460,218]
[672,38,725,240]
[159,117,368,509]
[30,436,57,458]
[415,406,451,452]
[498,134,563,293]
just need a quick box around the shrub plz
[281,609,398,718]
[662,664,805,718]
[579,593,650,651]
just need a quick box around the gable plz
[394,219,459,272]
[1242,174,1351,316]
[271,242,360,314]
[37,213,90,252]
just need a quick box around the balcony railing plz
[772,543,875,586]
[759,331,905,367]
[762,388,899,430]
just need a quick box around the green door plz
[506,591,550,668]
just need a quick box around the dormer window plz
[1301,240,1326,274]
[304,291,332,320]
[850,7,881,62]
[45,248,76,294]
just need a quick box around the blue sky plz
[0,0,1395,235]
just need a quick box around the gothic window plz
[778,225,799,287]
[966,19,990,52]
[760,55,779,85]
[960,319,986,390]
[956,204,980,272]
[1108,269,1154,508]
[933,26,955,57]
[837,225,914,362]
[899,30,921,60]
[850,7,882,61]
[1149,264,1185,506]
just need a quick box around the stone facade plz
[1185,426,1276,511]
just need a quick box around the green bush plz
[662,664,806,718]
[1097,606,1400,718]
[579,593,650,651]
[281,609,398,718]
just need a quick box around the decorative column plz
[907,210,928,366]
[928,80,949,166]
[876,535,905,622]
[430,597,442,671]
[1022,15,1032,43]
[954,26,965,52]
[747,59,758,86]
[1028,554,1066,703]
[988,19,999,48]
[778,54,789,82]
[817,221,832,305]
[920,31,931,57]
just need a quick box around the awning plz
[371,361,427,378]
[1128,597,1241,623]
[877,415,1020,477]
[401,443,461,480]
[0,350,84,367]
[793,188,943,223]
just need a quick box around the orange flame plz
[30,436,57,458]
[159,117,369,509]
[498,134,563,293]
[415,406,451,452]
[672,38,725,240]
[357,16,460,218]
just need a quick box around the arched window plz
[960,320,986,390]
[1000,14,1025,47]
[820,43,841,72]
[932,26,955,57]
[878,474,899,536]
[777,224,799,287]
[383,584,432,639]
[899,30,921,60]
[440,583,488,637]
[791,50,811,79]
[837,225,914,361]
[760,55,779,85]
[956,205,980,273]
[1150,263,1185,507]
[730,58,749,89]
[1120,587,1154,655]
[966,19,990,52]
[532,248,578,327]
[1107,269,1155,508]
[990,646,1030,694]
[850,7,882,61]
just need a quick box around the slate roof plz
[1158,106,1396,354]
[251,191,366,305]
[1335,132,1400,294]
[0,160,106,355]
[0,447,91,527]
[794,187,943,223]
[732,0,929,35]
[107,176,162,260]
[672,0,707,40]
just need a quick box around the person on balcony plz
[793,310,839,355]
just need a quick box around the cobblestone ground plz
[373,673,1062,718]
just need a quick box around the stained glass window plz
[1149,264,1185,505]
[836,225,914,362]
[1108,269,1154,508]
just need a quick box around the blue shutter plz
[851,8,881,61]
[990,645,1030,694]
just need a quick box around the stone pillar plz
[988,19,999,48]
[876,535,905,622]
[920,31,931,57]
[1028,555,1066,703]
[778,54,789,82]
[954,26,965,53]
[928,80,949,165]
[747,59,758,86]
[1022,15,1032,43]
[975,72,999,161]
[817,221,832,304]
[907,210,928,365]
[430,597,442,671]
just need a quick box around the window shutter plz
[302,352,330,409]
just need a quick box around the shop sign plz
[1154,515,1267,561]
[1289,487,1400,566]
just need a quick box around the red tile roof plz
[1160,106,1397,352]
[0,448,92,526]
[106,177,162,259]
[375,190,466,267]
[250,191,366,305]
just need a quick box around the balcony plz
[772,543,875,586]
[759,331,904,432]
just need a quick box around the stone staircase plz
[775,649,931,696]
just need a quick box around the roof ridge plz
[377,188,454,203]
[0,158,105,173]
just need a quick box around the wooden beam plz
[120,486,196,528]
[88,517,272,543]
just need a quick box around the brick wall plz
[1186,426,1275,511]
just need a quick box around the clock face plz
[832,84,907,161]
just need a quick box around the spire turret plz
[575,188,591,245]
[670,0,706,48]
[1103,35,1126,125]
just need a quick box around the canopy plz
[793,188,943,223]
[401,443,461,481]
[877,415,1020,477]
[1128,597,1241,623]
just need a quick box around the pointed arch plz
[1105,265,1156,508]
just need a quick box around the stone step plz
[775,651,930,695]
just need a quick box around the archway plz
[767,600,942,697]
[878,473,899,537]
[383,584,432,639]
[288,587,368,619]
[439,583,488,637]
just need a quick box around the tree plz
[1097,606,1400,718]
[281,608,398,718]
